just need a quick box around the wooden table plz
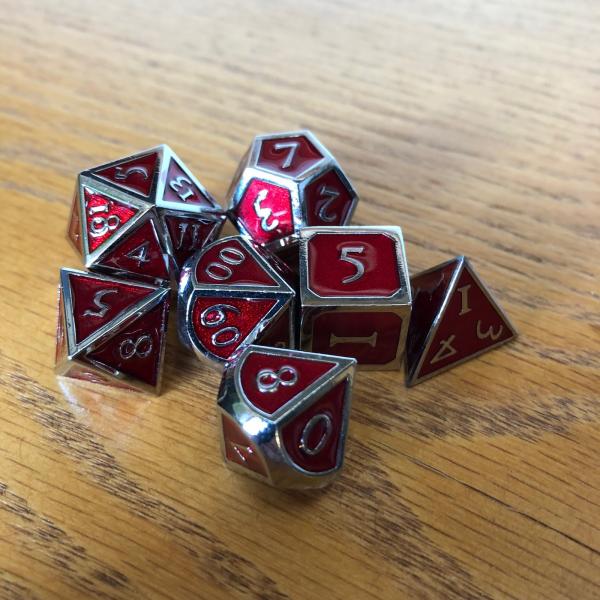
[1,1,599,598]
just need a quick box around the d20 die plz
[405,256,518,385]
[227,130,358,249]
[55,268,170,393]
[217,345,356,489]
[178,236,296,369]
[298,226,411,370]
[67,145,225,281]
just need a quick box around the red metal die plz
[299,226,412,370]
[68,145,225,281]
[55,268,170,394]
[178,236,296,369]
[405,256,518,385]
[228,131,358,248]
[217,345,356,488]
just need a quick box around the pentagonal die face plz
[55,268,170,394]
[67,145,225,281]
[299,226,412,370]
[217,346,356,489]
[178,237,296,369]
[227,131,358,248]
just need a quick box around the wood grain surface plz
[1,1,599,598]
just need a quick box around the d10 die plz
[217,345,356,488]
[55,268,170,393]
[178,236,296,369]
[227,130,358,248]
[405,256,517,385]
[67,144,225,282]
[299,226,411,370]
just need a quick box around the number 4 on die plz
[405,256,517,386]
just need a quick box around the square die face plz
[306,232,403,298]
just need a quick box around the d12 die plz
[299,226,412,370]
[217,345,356,489]
[178,236,296,369]
[227,131,358,248]
[55,268,170,393]
[405,256,518,385]
[67,145,225,282]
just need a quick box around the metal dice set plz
[56,130,517,489]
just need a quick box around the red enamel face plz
[238,351,337,415]
[307,232,402,297]
[163,214,221,269]
[96,219,170,280]
[161,158,214,208]
[194,238,278,287]
[416,264,516,379]
[310,311,403,365]
[257,135,324,178]
[84,188,138,253]
[190,297,277,360]
[68,272,155,346]
[85,297,169,387]
[92,151,159,198]
[304,169,353,227]
[236,179,294,245]
[281,379,347,473]
[221,414,268,478]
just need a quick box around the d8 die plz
[227,130,358,248]
[67,144,225,282]
[217,345,356,489]
[299,226,411,370]
[55,268,170,393]
[178,236,296,369]
[405,256,517,385]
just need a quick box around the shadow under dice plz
[67,145,225,283]
[299,226,412,370]
[405,256,518,385]
[217,345,356,489]
[55,268,170,393]
[227,130,358,249]
[178,236,296,369]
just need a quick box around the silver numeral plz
[169,175,196,202]
[253,189,279,232]
[329,332,378,348]
[317,185,339,222]
[430,335,457,364]
[256,366,299,393]
[119,334,153,359]
[126,241,150,266]
[457,284,472,316]
[114,165,149,180]
[82,289,118,318]
[340,246,366,284]
[205,246,246,281]
[273,141,299,169]
[299,414,333,456]
[88,202,120,238]
[200,304,241,347]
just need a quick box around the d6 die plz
[217,345,356,489]
[299,226,411,370]
[405,256,517,385]
[67,145,225,282]
[178,236,296,369]
[227,130,358,248]
[55,268,170,393]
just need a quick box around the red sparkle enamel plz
[281,380,347,473]
[164,214,221,269]
[257,135,324,178]
[161,158,214,208]
[307,232,401,297]
[93,151,159,197]
[239,351,336,415]
[236,179,294,245]
[304,169,353,226]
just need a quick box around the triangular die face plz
[406,258,460,375]
[159,157,215,209]
[190,296,278,360]
[239,350,336,415]
[414,260,516,381]
[96,218,170,280]
[91,151,160,198]
[83,187,139,254]
[281,379,347,473]
[163,214,222,270]
[194,238,280,288]
[85,298,169,389]
[221,414,268,478]
[67,272,156,348]
[67,189,83,255]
